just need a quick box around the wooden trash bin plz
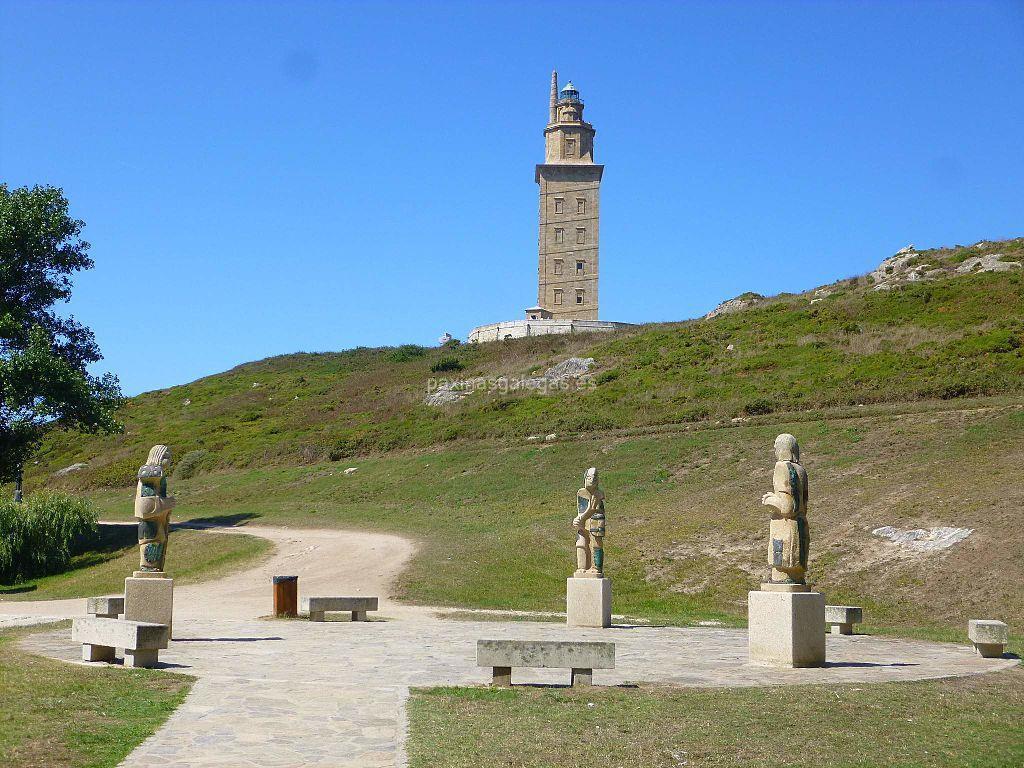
[273,575,298,618]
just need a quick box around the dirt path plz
[0,522,417,624]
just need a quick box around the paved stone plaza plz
[17,613,1017,768]
[2,525,1017,767]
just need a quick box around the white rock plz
[544,433,557,442]
[54,462,88,477]
[871,525,973,552]
[343,467,358,476]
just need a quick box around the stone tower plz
[531,71,604,321]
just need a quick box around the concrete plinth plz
[566,577,611,628]
[82,643,116,662]
[748,589,826,668]
[124,649,160,668]
[125,574,174,637]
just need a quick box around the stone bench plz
[86,596,124,619]
[825,605,863,635]
[968,619,1009,658]
[477,639,615,687]
[71,616,169,668]
[302,596,379,622]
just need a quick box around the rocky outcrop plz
[871,243,1021,291]
[704,293,763,320]
[424,358,596,407]
[955,254,1022,274]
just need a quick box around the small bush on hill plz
[387,344,428,363]
[743,398,776,416]
[173,449,212,480]
[88,457,139,488]
[0,493,97,584]
[431,357,465,373]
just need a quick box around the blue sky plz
[2,1,1022,395]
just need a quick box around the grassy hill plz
[16,238,1024,643]
[29,238,1024,488]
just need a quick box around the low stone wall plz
[468,319,632,343]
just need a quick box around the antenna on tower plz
[549,70,558,124]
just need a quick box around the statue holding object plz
[134,445,176,573]
[573,467,606,578]
[761,433,809,587]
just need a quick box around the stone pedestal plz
[748,588,825,668]
[125,572,174,637]
[566,577,611,628]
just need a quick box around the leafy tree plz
[0,184,122,485]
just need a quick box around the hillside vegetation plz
[29,238,1024,491]
[22,237,1024,642]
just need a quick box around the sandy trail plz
[0,522,417,623]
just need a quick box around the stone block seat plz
[302,596,379,622]
[86,596,125,619]
[825,605,863,635]
[71,616,169,668]
[477,639,615,687]
[968,620,1009,658]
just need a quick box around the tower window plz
[554,289,563,305]
[565,138,577,157]
[555,228,564,244]
[576,228,585,244]
[577,198,586,214]
[576,290,585,305]
[554,258,563,275]
[576,260,585,274]
[554,198,564,214]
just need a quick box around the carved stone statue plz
[761,434,809,586]
[134,445,176,573]
[573,467,606,577]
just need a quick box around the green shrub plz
[173,449,212,480]
[431,357,465,373]
[594,369,620,385]
[0,493,97,584]
[88,457,139,488]
[328,437,362,461]
[387,344,428,363]
[743,398,776,416]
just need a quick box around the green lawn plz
[0,623,193,768]
[0,527,271,602]
[407,668,1024,767]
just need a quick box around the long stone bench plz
[477,639,615,687]
[302,596,379,622]
[825,605,863,635]
[969,619,1009,658]
[86,596,124,619]
[71,617,169,668]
